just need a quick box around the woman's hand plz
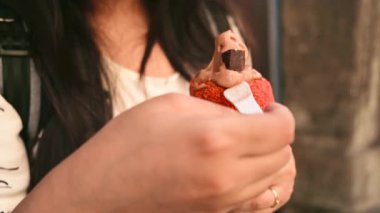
[15,94,295,213]
[228,150,296,213]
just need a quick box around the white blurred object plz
[0,95,30,212]
[223,81,263,114]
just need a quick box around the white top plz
[105,58,190,116]
[0,95,30,213]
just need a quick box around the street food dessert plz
[190,30,275,111]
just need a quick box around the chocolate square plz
[222,50,245,72]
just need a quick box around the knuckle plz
[284,177,296,197]
[289,167,297,180]
[278,122,295,145]
[281,185,294,205]
[279,172,296,204]
[197,130,232,156]
[245,193,270,210]
[202,175,234,198]
[281,146,293,162]
[162,93,185,105]
[290,159,297,179]
[283,109,296,143]
[249,199,261,210]
[276,106,296,144]
[284,148,297,178]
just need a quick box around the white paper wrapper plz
[223,81,263,114]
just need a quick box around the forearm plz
[12,131,115,213]
[13,125,142,213]
[13,156,99,213]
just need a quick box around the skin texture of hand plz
[14,94,295,213]
[227,151,296,213]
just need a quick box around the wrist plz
[14,149,103,213]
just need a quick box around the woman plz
[1,0,296,212]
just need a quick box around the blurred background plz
[228,0,380,212]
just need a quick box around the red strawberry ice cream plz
[190,30,274,110]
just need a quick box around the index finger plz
[216,103,295,156]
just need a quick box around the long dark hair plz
[3,0,230,188]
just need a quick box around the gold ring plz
[269,187,280,208]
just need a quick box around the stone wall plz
[282,0,380,212]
